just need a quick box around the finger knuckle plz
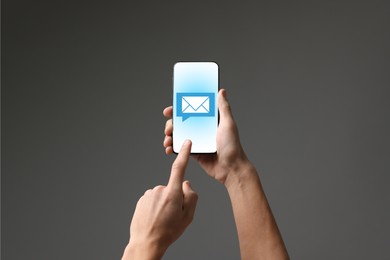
[164,191,177,203]
[144,189,152,196]
[153,185,165,191]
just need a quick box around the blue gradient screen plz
[173,62,218,153]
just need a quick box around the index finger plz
[167,140,192,191]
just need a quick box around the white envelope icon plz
[182,96,210,113]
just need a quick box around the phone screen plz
[173,62,219,153]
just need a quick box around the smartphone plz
[172,62,219,154]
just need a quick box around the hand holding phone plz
[164,88,249,184]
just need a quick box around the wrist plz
[224,160,258,191]
[122,239,167,260]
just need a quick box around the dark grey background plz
[2,0,390,259]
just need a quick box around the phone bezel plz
[172,61,220,154]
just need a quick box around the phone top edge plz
[174,61,219,68]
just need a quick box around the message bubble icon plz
[176,92,215,121]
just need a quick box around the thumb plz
[182,181,198,221]
[218,89,234,125]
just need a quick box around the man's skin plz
[123,89,289,259]
[122,140,198,259]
